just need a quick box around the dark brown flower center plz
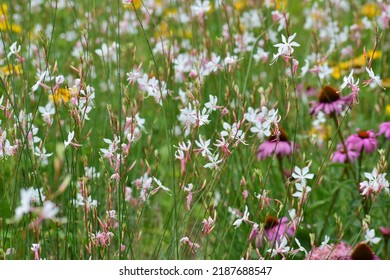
[358,130,369,139]
[264,215,278,229]
[318,85,340,103]
[268,127,288,142]
[351,243,374,260]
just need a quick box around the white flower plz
[196,107,210,127]
[204,95,219,111]
[31,70,49,92]
[318,63,333,80]
[203,153,223,169]
[320,235,330,248]
[31,243,40,252]
[190,0,211,17]
[64,131,75,149]
[292,182,312,200]
[340,70,359,91]
[271,33,300,64]
[295,238,308,255]
[359,168,389,197]
[7,41,21,59]
[267,235,290,257]
[364,229,381,245]
[153,177,170,193]
[55,75,65,85]
[40,201,59,219]
[195,135,212,157]
[38,102,55,125]
[292,165,314,185]
[34,146,53,166]
[14,188,34,220]
[364,67,383,88]
[233,205,249,228]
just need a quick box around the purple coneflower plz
[346,130,378,154]
[378,122,390,140]
[379,226,390,259]
[332,143,360,163]
[379,227,390,239]
[250,215,295,248]
[310,85,350,116]
[257,128,295,160]
[306,242,379,260]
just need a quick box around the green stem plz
[331,114,358,184]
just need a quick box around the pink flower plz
[346,130,378,154]
[379,227,390,240]
[332,144,360,163]
[257,128,295,160]
[378,122,390,140]
[250,215,294,248]
[310,85,350,116]
[306,242,379,260]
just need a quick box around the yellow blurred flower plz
[362,3,380,18]
[331,50,382,79]
[0,64,23,76]
[331,66,341,80]
[382,78,390,89]
[386,105,390,116]
[122,0,141,9]
[234,1,246,11]
[309,124,332,145]
[50,87,70,104]
[0,4,22,33]
[275,0,288,10]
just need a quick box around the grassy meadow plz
[0,0,389,260]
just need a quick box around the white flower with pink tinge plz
[271,33,300,64]
[359,168,389,197]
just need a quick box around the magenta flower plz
[379,227,390,239]
[378,122,390,140]
[310,85,350,116]
[332,144,360,163]
[250,215,294,248]
[346,130,378,154]
[257,128,295,160]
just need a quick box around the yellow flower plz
[362,3,380,18]
[234,1,246,11]
[275,0,288,10]
[386,105,390,116]
[331,50,382,79]
[382,78,390,88]
[0,64,23,76]
[0,4,22,33]
[331,66,341,80]
[50,87,70,104]
[122,0,141,9]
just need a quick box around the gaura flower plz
[257,127,295,160]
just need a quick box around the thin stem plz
[331,113,358,184]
